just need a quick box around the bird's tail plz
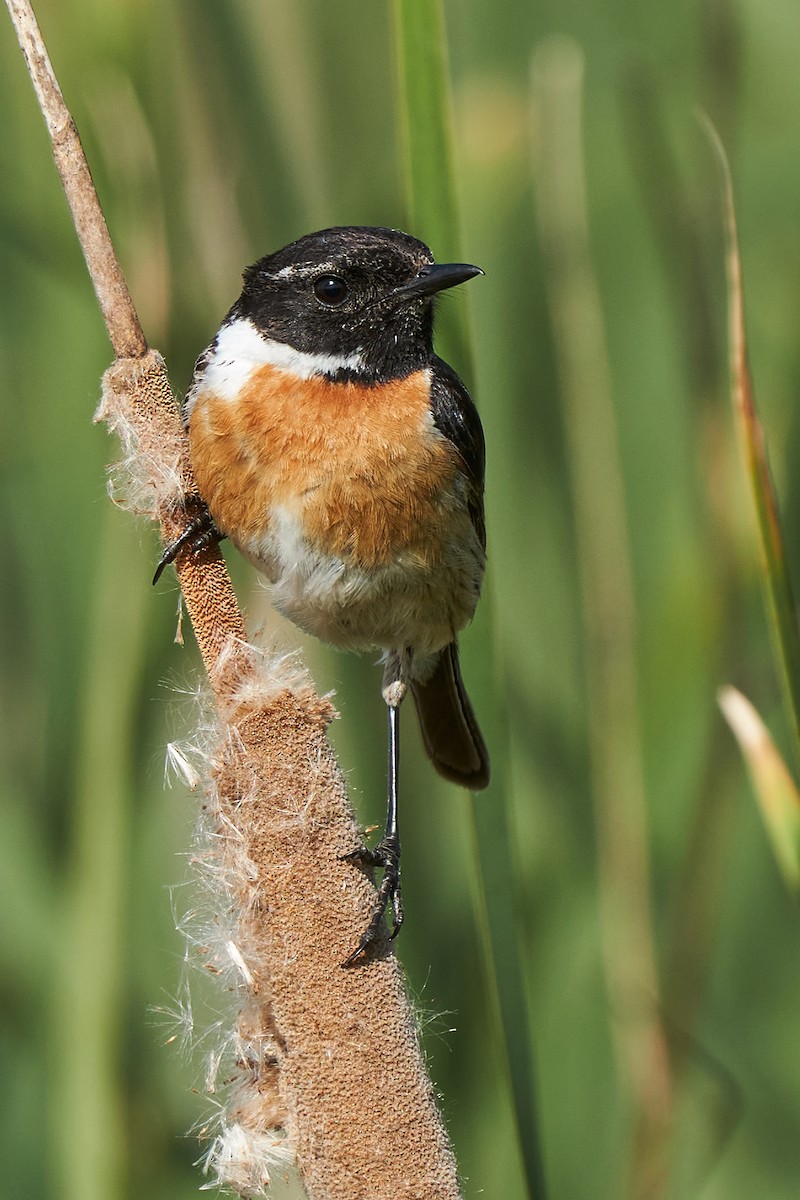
[411,641,490,791]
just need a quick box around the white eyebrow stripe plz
[187,317,365,408]
[274,262,339,279]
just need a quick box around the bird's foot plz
[153,504,224,584]
[340,832,403,967]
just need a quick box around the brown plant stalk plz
[6,1,464,1196]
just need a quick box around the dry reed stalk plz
[6,1,464,1195]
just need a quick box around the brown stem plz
[6,0,146,358]
[7,1,464,1196]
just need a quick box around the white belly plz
[237,503,484,658]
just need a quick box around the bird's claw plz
[153,505,224,584]
[340,834,403,967]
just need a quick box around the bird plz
[155,226,489,964]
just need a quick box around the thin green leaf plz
[391,0,460,258]
[702,114,800,749]
[391,4,546,1197]
[719,686,800,889]
[51,505,150,1200]
[391,0,471,370]
[531,39,671,1196]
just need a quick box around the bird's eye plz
[313,274,348,307]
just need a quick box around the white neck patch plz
[198,318,365,403]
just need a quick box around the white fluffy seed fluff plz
[97,352,187,517]
[165,638,320,1195]
[199,1123,295,1196]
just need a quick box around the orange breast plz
[188,365,461,570]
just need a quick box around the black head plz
[230,226,482,380]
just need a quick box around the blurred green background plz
[2,0,800,1197]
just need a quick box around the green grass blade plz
[50,506,149,1200]
[392,0,460,259]
[391,0,471,371]
[720,686,800,889]
[531,39,671,1196]
[466,598,548,1200]
[392,4,547,1197]
[703,115,800,749]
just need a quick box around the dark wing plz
[429,356,486,550]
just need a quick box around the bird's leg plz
[152,501,225,585]
[341,650,409,967]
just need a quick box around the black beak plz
[392,262,483,303]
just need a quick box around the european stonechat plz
[156,226,489,963]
